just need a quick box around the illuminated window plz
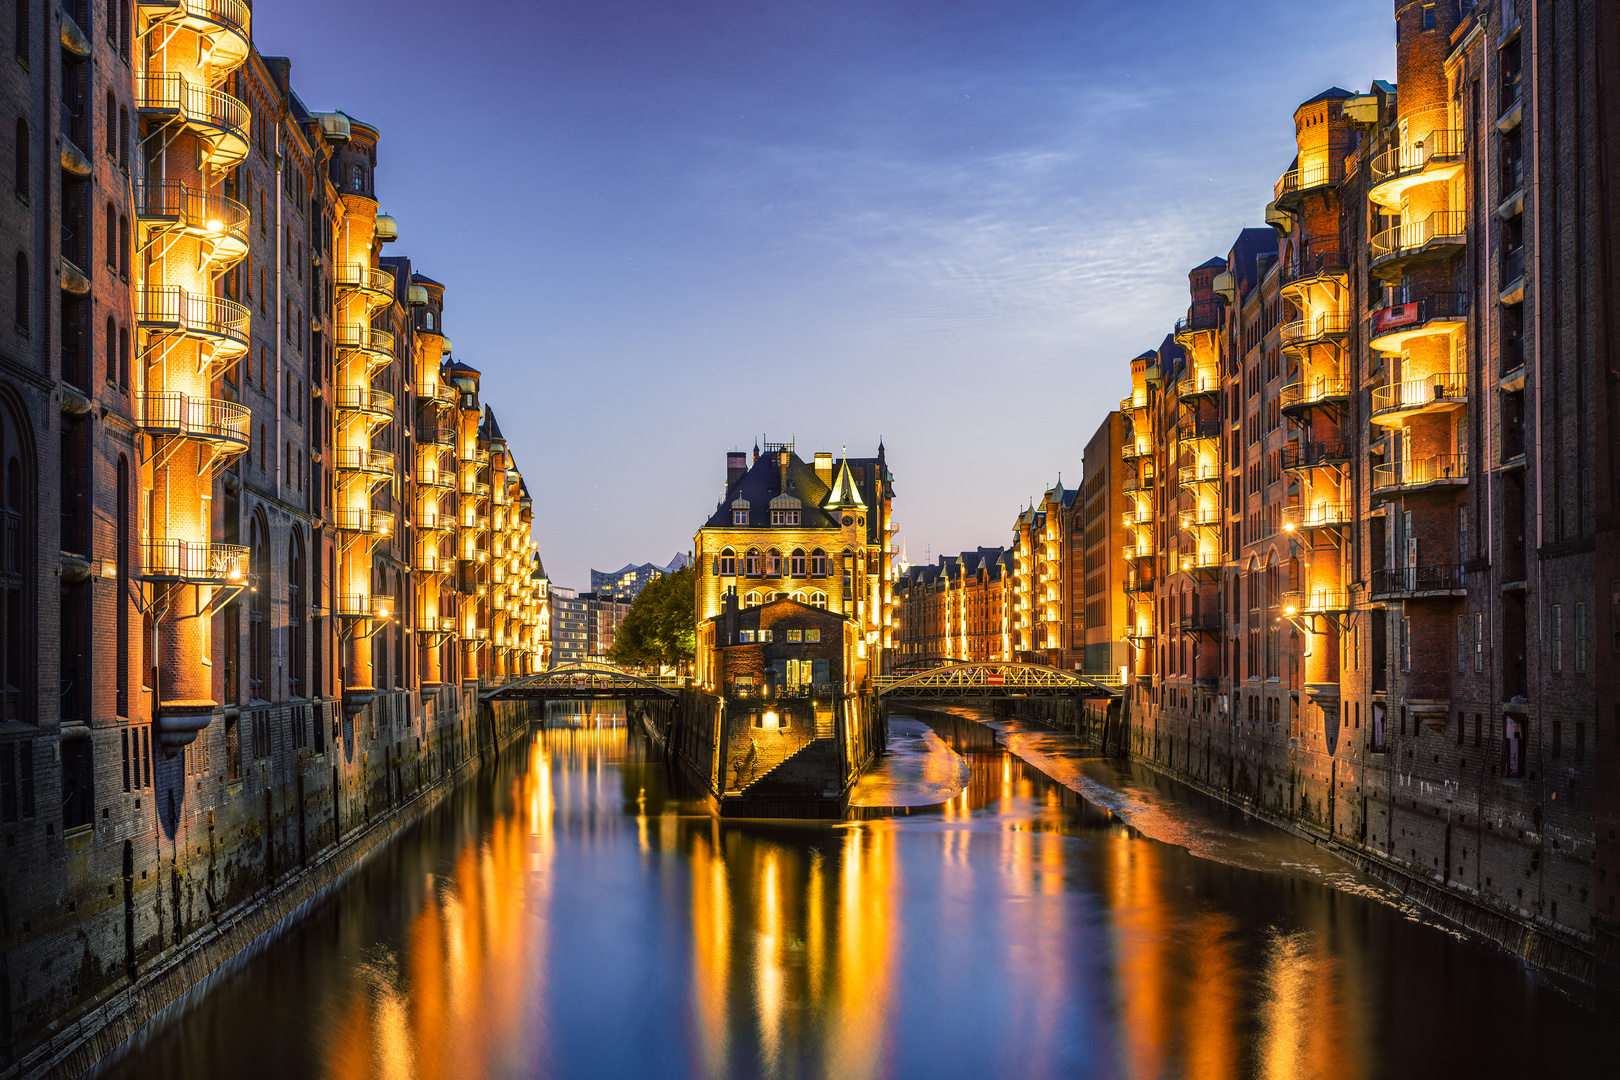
[717,548,735,575]
[810,549,826,575]
[771,509,799,525]
[733,509,748,526]
[787,629,802,642]
[745,550,760,575]
[806,628,820,643]
[766,549,782,575]
[744,591,760,607]
[811,592,827,609]
[790,548,806,576]
[791,591,806,604]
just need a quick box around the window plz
[744,591,760,608]
[1474,612,1484,673]
[811,592,827,610]
[1503,715,1525,777]
[1399,616,1411,672]
[770,509,799,525]
[119,215,128,277]
[766,549,781,576]
[14,252,27,332]
[787,629,802,642]
[119,106,128,170]
[1575,602,1587,673]
[1421,4,1435,30]
[745,550,760,576]
[806,628,820,643]
[1552,604,1563,672]
[738,630,754,644]
[1457,614,1466,673]
[790,549,806,576]
[717,548,735,576]
[61,738,94,830]
[14,118,27,200]
[105,92,116,157]
[810,549,827,576]
[732,509,748,526]
[105,203,117,267]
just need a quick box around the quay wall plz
[3,693,535,1080]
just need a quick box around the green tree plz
[607,565,695,672]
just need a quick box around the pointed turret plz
[823,451,867,511]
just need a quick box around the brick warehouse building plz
[1107,0,1617,981]
[693,440,896,687]
[0,1,548,1066]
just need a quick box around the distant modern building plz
[548,587,589,667]
[580,592,635,663]
[590,554,688,601]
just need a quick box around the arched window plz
[13,118,27,199]
[14,0,29,65]
[744,591,760,608]
[744,549,760,576]
[118,214,128,276]
[118,326,127,386]
[809,548,826,576]
[105,91,116,157]
[766,548,782,576]
[118,105,128,170]
[791,591,806,604]
[810,592,827,610]
[104,316,116,381]
[249,513,270,698]
[790,548,806,576]
[717,547,735,576]
[105,202,116,266]
[14,252,27,332]
[288,531,305,699]
[424,310,434,330]
[350,164,364,193]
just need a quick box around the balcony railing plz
[1369,129,1465,199]
[1180,612,1221,634]
[1122,465,1155,492]
[1280,246,1350,290]
[334,507,392,535]
[1174,300,1223,340]
[136,287,250,351]
[333,386,395,418]
[1371,211,1467,270]
[336,593,391,619]
[1279,311,1351,349]
[1179,462,1221,486]
[332,447,394,476]
[417,506,450,532]
[417,613,456,634]
[335,324,396,361]
[135,73,249,166]
[1123,541,1154,561]
[1280,501,1350,532]
[1119,391,1149,413]
[1370,373,1466,421]
[1124,576,1154,595]
[419,419,455,446]
[1179,507,1220,529]
[419,465,454,489]
[1282,439,1350,470]
[1178,419,1221,443]
[1121,439,1153,461]
[1367,291,1469,351]
[133,179,249,262]
[461,479,491,498]
[1371,565,1466,599]
[1178,367,1221,398]
[142,539,248,583]
[334,263,396,302]
[415,548,448,573]
[1122,507,1153,528]
[1372,454,1469,494]
[1279,374,1351,413]
[1179,552,1219,574]
[1274,158,1345,205]
[137,391,249,446]
[1280,588,1350,615]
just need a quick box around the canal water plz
[101,705,1605,1080]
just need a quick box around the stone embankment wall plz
[4,696,535,1080]
[1006,697,1598,987]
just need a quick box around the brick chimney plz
[727,451,746,488]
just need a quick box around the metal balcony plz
[334,263,396,309]
[136,287,249,359]
[1280,501,1350,532]
[332,447,394,477]
[1179,552,1219,577]
[1368,130,1466,209]
[1279,374,1351,416]
[1273,157,1345,212]
[461,479,491,499]
[133,179,249,268]
[1281,588,1350,615]
[1121,438,1153,461]
[140,0,253,77]
[135,73,250,169]
[1279,311,1351,352]
[1122,507,1153,528]
[1371,211,1467,280]
[418,465,455,490]
[415,548,449,574]
[1282,439,1351,471]
[333,386,395,420]
[417,613,456,634]
[1119,391,1149,414]
[142,539,248,583]
[1367,292,1469,353]
[334,507,392,536]
[1179,507,1220,529]
[137,391,249,448]
[1372,454,1469,498]
[1370,373,1467,427]
[416,507,451,532]
[1180,612,1221,635]
[1173,300,1223,346]
[1279,246,1350,296]
[335,324,396,367]
[1177,419,1221,445]
[1178,367,1221,401]
[336,593,391,619]
[1123,541,1154,561]
[1370,565,1467,601]
[1179,462,1221,487]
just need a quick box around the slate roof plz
[703,449,884,537]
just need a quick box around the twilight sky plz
[256,0,1392,589]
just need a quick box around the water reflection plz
[105,706,1601,1080]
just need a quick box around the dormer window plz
[770,509,799,525]
[733,509,748,525]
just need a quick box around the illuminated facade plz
[693,442,896,687]
[0,4,547,1062]
[1109,0,1617,973]
[894,547,1014,666]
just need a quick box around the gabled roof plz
[823,455,867,511]
[484,406,505,441]
[1300,86,1354,107]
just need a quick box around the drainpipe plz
[1529,0,1547,914]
